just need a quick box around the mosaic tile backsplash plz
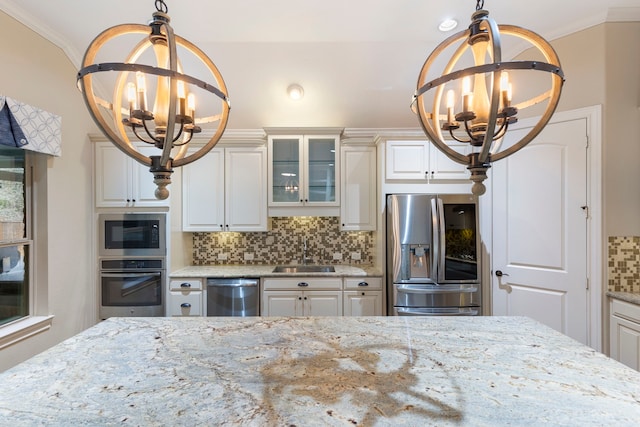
[608,236,640,293]
[192,217,374,266]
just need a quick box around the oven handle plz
[396,284,478,293]
[101,272,162,278]
[120,276,161,297]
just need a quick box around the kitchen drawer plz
[611,298,640,323]
[170,278,203,291]
[263,277,342,291]
[168,291,203,316]
[344,277,382,290]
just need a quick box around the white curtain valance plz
[0,95,61,157]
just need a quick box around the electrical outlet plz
[333,252,342,261]
[244,252,254,261]
[217,253,229,261]
[350,251,361,261]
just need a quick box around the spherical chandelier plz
[77,0,230,199]
[414,0,565,195]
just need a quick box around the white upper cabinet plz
[182,145,268,232]
[340,145,377,231]
[268,133,340,211]
[385,140,470,182]
[94,140,169,208]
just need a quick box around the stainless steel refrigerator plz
[386,193,481,316]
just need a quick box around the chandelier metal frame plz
[77,0,230,199]
[414,0,565,195]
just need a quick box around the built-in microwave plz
[99,213,166,257]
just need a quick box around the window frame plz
[0,150,53,350]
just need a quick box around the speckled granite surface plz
[1,316,639,426]
[607,291,640,306]
[170,264,382,278]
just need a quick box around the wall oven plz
[99,213,166,257]
[99,258,165,319]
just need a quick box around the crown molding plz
[606,7,640,22]
[0,3,83,69]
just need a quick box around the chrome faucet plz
[302,237,311,265]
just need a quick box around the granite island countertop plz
[170,264,382,278]
[1,316,640,426]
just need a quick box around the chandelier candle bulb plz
[500,71,511,108]
[177,81,186,117]
[136,72,148,112]
[446,89,455,124]
[187,93,195,121]
[127,82,136,115]
[462,76,472,112]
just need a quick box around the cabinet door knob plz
[298,282,309,287]
[304,296,307,300]
[358,282,369,287]
[180,283,191,288]
[298,296,302,300]
[180,303,191,308]
[362,292,366,296]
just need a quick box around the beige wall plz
[551,22,640,237]
[0,11,97,371]
[603,23,640,236]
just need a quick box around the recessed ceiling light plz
[438,18,458,32]
[287,84,304,100]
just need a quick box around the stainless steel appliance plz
[99,258,165,319]
[207,278,260,316]
[387,193,481,316]
[99,213,166,257]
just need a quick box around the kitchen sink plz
[272,265,336,273]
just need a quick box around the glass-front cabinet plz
[268,133,340,208]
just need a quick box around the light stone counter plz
[607,291,640,306]
[170,264,382,278]
[1,316,640,426]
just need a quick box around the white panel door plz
[305,291,343,316]
[225,147,268,231]
[385,141,429,180]
[492,117,588,344]
[182,148,224,231]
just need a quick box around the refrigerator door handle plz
[434,197,446,282]
[431,197,440,282]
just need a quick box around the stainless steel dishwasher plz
[206,278,260,316]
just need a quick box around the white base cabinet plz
[343,277,382,316]
[262,277,343,316]
[168,278,204,317]
[610,298,640,371]
[261,276,383,317]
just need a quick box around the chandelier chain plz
[476,0,485,10]
[155,0,168,13]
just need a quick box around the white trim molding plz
[0,315,54,351]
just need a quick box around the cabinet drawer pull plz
[298,282,309,287]
[180,303,191,308]
[358,282,369,287]
[180,282,192,288]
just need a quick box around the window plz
[0,147,30,326]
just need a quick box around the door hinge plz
[586,277,590,290]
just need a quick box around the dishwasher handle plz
[206,278,259,288]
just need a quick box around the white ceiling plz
[1,0,639,130]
